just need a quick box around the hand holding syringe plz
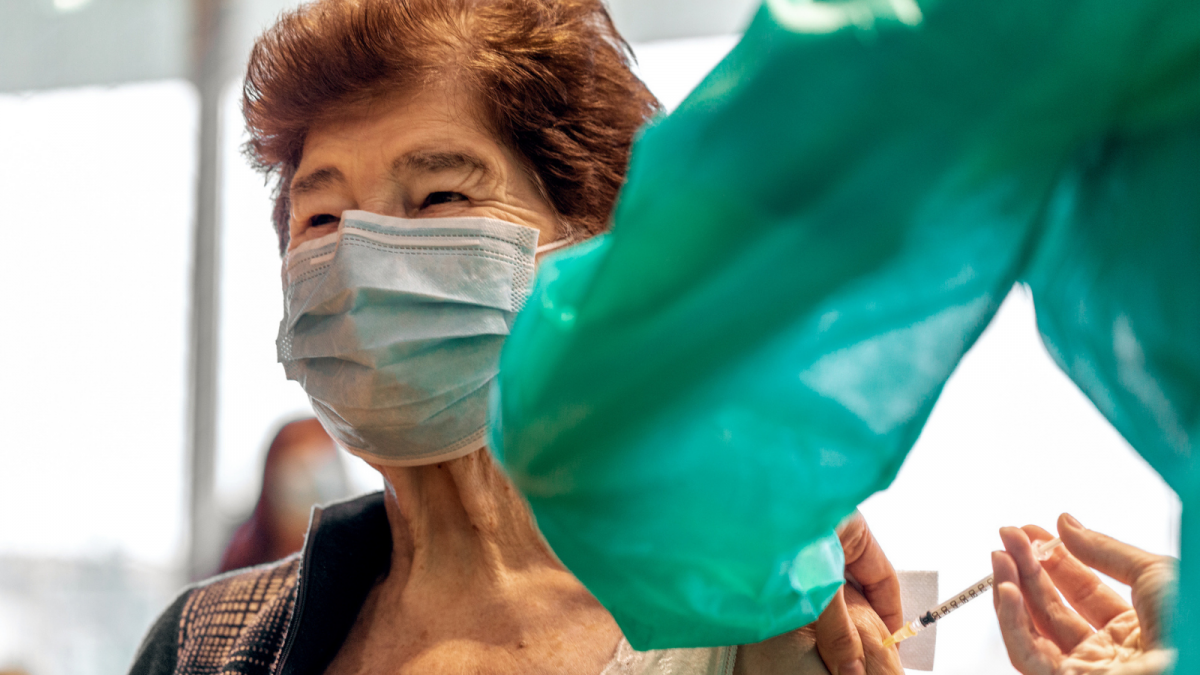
[883,537,1064,648]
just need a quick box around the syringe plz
[882,537,1063,648]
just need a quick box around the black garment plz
[129,492,392,675]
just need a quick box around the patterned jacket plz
[128,493,392,675]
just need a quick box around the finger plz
[817,588,866,675]
[992,549,1021,611]
[1061,514,1181,648]
[1057,514,1163,587]
[999,527,1094,652]
[1018,524,1059,552]
[1020,524,1130,629]
[995,581,1062,675]
[843,585,904,675]
[839,513,904,632]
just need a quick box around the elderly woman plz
[129,1,902,673]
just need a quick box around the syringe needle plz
[882,537,1062,649]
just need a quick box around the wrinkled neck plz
[328,451,624,675]
[375,449,559,590]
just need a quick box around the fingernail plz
[839,660,865,675]
[1064,513,1083,529]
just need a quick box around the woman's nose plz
[357,195,409,219]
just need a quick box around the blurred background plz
[0,0,1180,673]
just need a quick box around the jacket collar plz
[277,491,392,675]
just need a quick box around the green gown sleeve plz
[489,0,1200,655]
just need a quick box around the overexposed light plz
[0,80,195,567]
[630,35,740,112]
[53,0,94,14]
[765,0,922,33]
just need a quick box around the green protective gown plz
[489,0,1200,660]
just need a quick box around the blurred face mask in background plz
[277,210,559,466]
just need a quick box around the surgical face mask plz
[277,210,562,466]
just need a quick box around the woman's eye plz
[421,192,468,209]
[308,214,339,228]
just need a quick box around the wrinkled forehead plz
[291,82,551,212]
[301,83,499,162]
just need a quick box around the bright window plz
[0,80,194,674]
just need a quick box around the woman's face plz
[288,86,560,251]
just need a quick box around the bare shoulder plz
[734,625,830,675]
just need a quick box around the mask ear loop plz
[534,237,576,273]
[535,236,576,255]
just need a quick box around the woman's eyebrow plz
[393,150,493,178]
[291,167,345,196]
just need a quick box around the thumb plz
[1057,513,1161,586]
[816,587,866,675]
[1058,513,1178,647]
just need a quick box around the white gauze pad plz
[896,571,938,671]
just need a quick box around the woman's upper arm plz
[734,626,830,675]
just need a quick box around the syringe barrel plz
[923,573,995,624]
[901,538,1061,637]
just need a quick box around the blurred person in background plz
[128,0,901,673]
[217,418,349,573]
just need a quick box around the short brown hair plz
[243,0,661,253]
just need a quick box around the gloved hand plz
[815,512,903,675]
[992,514,1178,675]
